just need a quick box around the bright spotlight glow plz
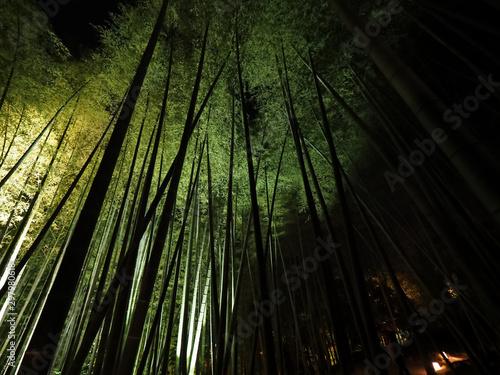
[432,362,441,371]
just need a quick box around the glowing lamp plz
[432,362,441,371]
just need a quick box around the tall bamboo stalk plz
[0,106,23,170]
[19,0,170,370]
[309,49,384,367]
[278,46,354,375]
[115,23,209,375]
[236,25,278,375]
[215,94,235,375]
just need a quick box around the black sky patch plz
[39,0,134,56]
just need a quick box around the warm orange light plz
[432,362,441,371]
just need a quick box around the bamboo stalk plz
[236,24,278,375]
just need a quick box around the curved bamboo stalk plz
[206,128,220,354]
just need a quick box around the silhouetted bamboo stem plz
[236,24,278,375]
[115,23,209,375]
[216,95,235,374]
[278,45,354,375]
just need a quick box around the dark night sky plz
[43,0,134,55]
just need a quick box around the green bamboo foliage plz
[236,24,278,375]
[65,30,228,375]
[0,102,118,301]
[0,13,20,115]
[278,46,355,375]
[1,145,101,374]
[142,49,230,232]
[0,100,76,277]
[0,106,23,170]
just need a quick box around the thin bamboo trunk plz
[330,0,500,226]
[236,26,278,375]
[215,96,235,375]
[0,14,19,114]
[309,50,384,365]
[206,131,220,350]
[0,106,23,170]
[115,24,208,375]
[0,84,85,190]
